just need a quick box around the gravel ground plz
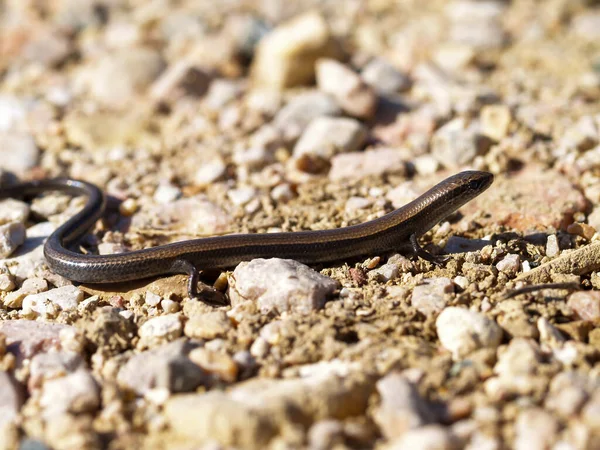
[1,0,600,449]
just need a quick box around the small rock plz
[153,183,181,204]
[204,79,245,111]
[431,118,490,169]
[165,392,276,450]
[495,254,520,276]
[316,59,377,119]
[4,277,48,309]
[249,336,270,358]
[361,58,411,94]
[446,0,507,49]
[537,317,565,349]
[480,105,511,141]
[145,291,162,307]
[251,12,341,89]
[22,285,83,317]
[345,197,372,213]
[271,183,295,203]
[386,182,421,209]
[195,158,227,186]
[387,424,459,450]
[567,222,596,241]
[545,372,589,418]
[413,155,439,176]
[29,351,84,390]
[436,307,503,359]
[273,91,340,142]
[308,420,345,450]
[514,408,559,450]
[0,320,74,366]
[0,132,40,175]
[117,340,207,395]
[494,338,542,378]
[0,199,29,225]
[40,369,100,419]
[228,186,257,206]
[329,147,406,181]
[184,311,232,340]
[546,234,560,257]
[161,298,180,314]
[188,347,238,383]
[373,372,435,439]
[228,258,338,314]
[85,307,136,355]
[567,291,600,321]
[573,12,600,40]
[411,278,454,317]
[0,272,15,292]
[139,314,183,348]
[0,222,26,258]
[150,61,210,101]
[0,371,23,431]
[369,263,401,283]
[80,47,165,106]
[293,117,367,160]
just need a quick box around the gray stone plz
[411,278,454,317]
[431,118,490,168]
[273,91,340,142]
[0,199,29,225]
[22,285,83,317]
[117,340,206,395]
[293,117,367,160]
[29,351,84,389]
[184,310,232,340]
[228,258,338,314]
[362,58,411,94]
[138,314,183,349]
[329,147,406,181]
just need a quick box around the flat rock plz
[228,258,338,314]
[329,147,406,181]
[117,340,207,395]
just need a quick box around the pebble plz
[150,60,211,101]
[0,320,74,365]
[293,116,367,160]
[40,369,100,419]
[272,91,341,142]
[188,347,238,383]
[0,371,23,431]
[165,392,275,450]
[270,183,295,203]
[145,291,162,307]
[411,278,454,317]
[495,254,520,276]
[308,420,345,450]
[567,222,596,241]
[545,372,589,418]
[80,47,165,106]
[194,157,227,185]
[546,234,560,257]
[436,307,503,359]
[204,79,244,111]
[329,147,406,181]
[131,196,232,236]
[387,424,459,450]
[184,311,232,340]
[22,285,83,318]
[0,199,29,225]
[373,372,435,439]
[493,338,542,378]
[0,95,27,132]
[345,196,372,213]
[251,12,341,89]
[386,182,420,209]
[413,155,440,176]
[249,336,270,358]
[567,291,600,321]
[153,183,181,204]
[480,104,512,141]
[573,11,600,40]
[29,351,84,389]
[0,222,26,258]
[368,263,401,283]
[228,258,338,314]
[431,118,489,168]
[86,307,135,355]
[228,186,257,206]
[117,340,207,395]
[361,58,411,94]
[161,298,180,314]
[316,59,377,119]
[0,132,40,175]
[446,0,507,49]
[513,408,559,450]
[138,314,183,348]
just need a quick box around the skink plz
[0,171,493,305]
